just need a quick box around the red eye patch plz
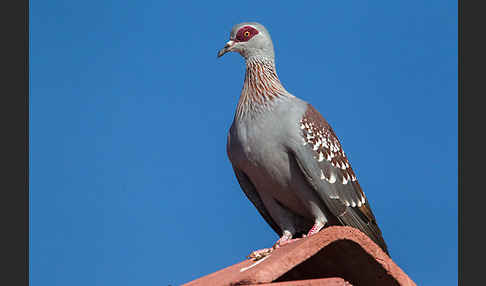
[235,26,259,42]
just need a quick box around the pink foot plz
[273,237,301,248]
[247,223,325,261]
[248,230,296,261]
[302,221,325,238]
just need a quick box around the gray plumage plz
[219,22,389,255]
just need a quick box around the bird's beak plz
[217,40,236,58]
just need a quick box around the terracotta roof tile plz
[183,226,415,286]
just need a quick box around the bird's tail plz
[338,203,390,256]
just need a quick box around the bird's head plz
[217,22,275,60]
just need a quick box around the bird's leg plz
[272,230,296,248]
[247,221,325,261]
[272,230,301,248]
[248,230,296,261]
[302,220,325,238]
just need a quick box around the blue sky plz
[30,1,457,285]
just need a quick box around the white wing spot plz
[326,153,332,161]
[351,201,357,208]
[318,152,324,162]
[328,172,336,184]
[342,176,348,184]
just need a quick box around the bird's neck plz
[235,56,293,120]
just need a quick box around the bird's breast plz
[228,118,293,190]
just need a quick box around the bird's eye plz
[235,26,259,42]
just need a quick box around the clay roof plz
[183,226,416,286]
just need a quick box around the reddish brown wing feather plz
[299,104,379,229]
[298,104,388,254]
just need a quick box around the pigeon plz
[218,22,389,259]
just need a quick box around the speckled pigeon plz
[218,22,389,259]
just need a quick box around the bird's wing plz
[290,104,389,254]
[232,166,282,236]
